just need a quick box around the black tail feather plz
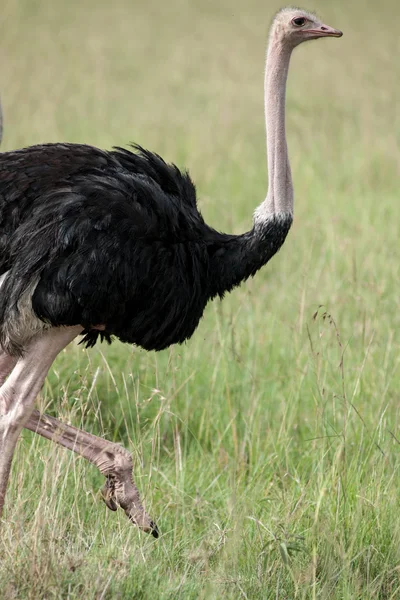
[79,329,113,348]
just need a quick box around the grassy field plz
[1,0,400,597]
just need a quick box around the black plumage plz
[0,143,292,356]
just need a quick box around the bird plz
[0,8,342,537]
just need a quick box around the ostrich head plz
[272,7,343,47]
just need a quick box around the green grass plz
[1,0,400,597]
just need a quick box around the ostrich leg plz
[0,326,82,517]
[0,341,157,535]
[0,351,17,386]
[25,410,158,537]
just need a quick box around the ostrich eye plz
[292,17,306,27]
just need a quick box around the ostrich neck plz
[255,36,293,222]
[209,34,294,298]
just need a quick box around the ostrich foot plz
[101,474,159,537]
[25,410,159,537]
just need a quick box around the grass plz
[1,0,400,597]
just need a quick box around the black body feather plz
[0,143,292,354]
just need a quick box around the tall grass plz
[1,0,400,597]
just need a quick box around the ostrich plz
[0,8,342,537]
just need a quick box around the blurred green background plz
[1,1,400,598]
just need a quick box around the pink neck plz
[254,36,294,224]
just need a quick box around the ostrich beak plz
[308,24,343,38]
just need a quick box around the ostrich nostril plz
[320,26,328,31]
